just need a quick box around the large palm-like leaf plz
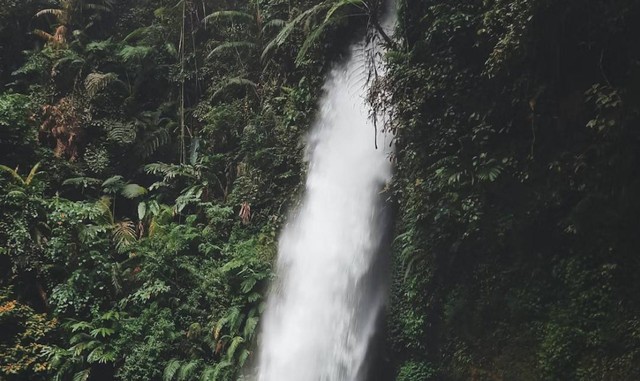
[0,165,25,185]
[262,0,370,63]
[112,220,136,252]
[212,77,258,99]
[206,41,257,59]
[202,10,254,24]
[0,162,41,187]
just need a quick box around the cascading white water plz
[256,9,395,381]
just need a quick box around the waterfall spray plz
[256,6,395,381]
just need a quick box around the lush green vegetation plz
[0,0,374,380]
[2,0,640,380]
[383,0,640,380]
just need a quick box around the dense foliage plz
[3,0,640,380]
[384,0,640,380]
[0,0,377,380]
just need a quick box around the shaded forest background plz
[1,0,640,381]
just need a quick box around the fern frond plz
[212,361,231,381]
[100,310,123,321]
[262,18,286,31]
[23,162,41,186]
[324,0,366,23]
[63,177,101,188]
[102,175,125,194]
[200,366,216,381]
[35,8,65,19]
[71,369,90,381]
[206,41,257,59]
[217,307,241,338]
[238,349,250,367]
[243,316,259,338]
[89,327,115,338]
[212,77,257,99]
[118,45,152,62]
[84,3,112,13]
[476,160,504,183]
[105,121,137,144]
[138,128,171,158]
[295,21,330,65]
[120,184,147,199]
[144,163,173,176]
[87,346,115,363]
[164,42,178,57]
[226,336,244,360]
[123,27,149,42]
[85,72,120,97]
[96,196,112,217]
[69,321,92,333]
[85,38,114,53]
[177,360,199,381]
[164,359,181,381]
[203,10,253,23]
[0,165,25,185]
[111,263,123,294]
[261,3,329,61]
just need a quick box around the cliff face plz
[385,1,640,380]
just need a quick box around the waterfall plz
[255,8,395,381]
